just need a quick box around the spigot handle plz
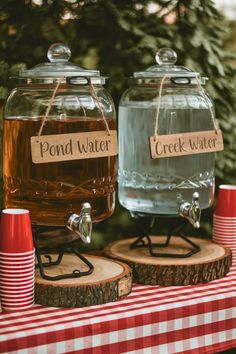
[178,192,201,228]
[190,192,201,228]
[192,192,199,204]
[67,203,92,244]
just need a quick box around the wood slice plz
[35,254,132,307]
[105,236,232,286]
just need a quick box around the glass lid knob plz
[155,48,177,66]
[47,43,71,63]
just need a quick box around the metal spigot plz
[66,203,92,244]
[178,192,201,228]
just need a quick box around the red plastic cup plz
[214,215,236,220]
[215,185,236,217]
[0,278,34,287]
[213,219,236,225]
[0,283,34,291]
[1,299,34,311]
[2,303,34,311]
[213,230,236,235]
[0,250,35,256]
[214,234,236,240]
[0,271,34,280]
[1,298,34,305]
[0,261,34,268]
[214,225,236,230]
[213,221,236,226]
[0,209,34,253]
[0,287,34,295]
[0,265,35,273]
[0,257,35,265]
[1,294,33,302]
[0,272,34,280]
[0,260,35,269]
[0,266,34,273]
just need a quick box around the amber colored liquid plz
[3,117,117,226]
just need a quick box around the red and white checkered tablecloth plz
[0,244,236,354]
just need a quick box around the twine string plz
[194,75,218,133]
[154,75,169,141]
[37,77,64,139]
[37,77,111,139]
[89,81,111,136]
[77,97,87,117]
[153,74,218,140]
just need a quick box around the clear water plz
[118,102,215,215]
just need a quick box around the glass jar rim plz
[129,76,207,86]
[11,76,107,86]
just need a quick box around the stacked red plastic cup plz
[0,209,35,311]
[214,185,236,263]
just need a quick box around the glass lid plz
[20,43,105,84]
[133,48,206,83]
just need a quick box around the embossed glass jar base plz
[4,178,115,225]
[119,183,214,216]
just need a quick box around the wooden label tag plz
[31,130,118,164]
[150,129,224,159]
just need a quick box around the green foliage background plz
[0,0,235,249]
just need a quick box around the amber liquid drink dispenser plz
[3,43,117,279]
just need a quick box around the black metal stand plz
[130,214,200,258]
[33,228,94,281]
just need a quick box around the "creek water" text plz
[150,130,224,159]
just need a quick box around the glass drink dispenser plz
[118,48,220,256]
[3,43,117,278]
